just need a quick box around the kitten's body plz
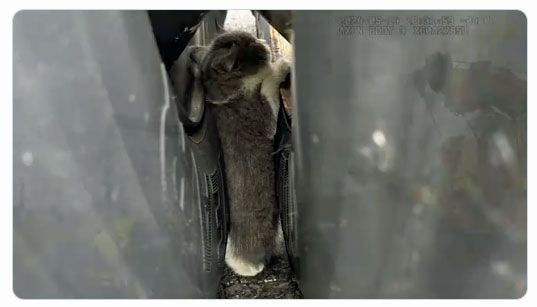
[197,31,289,276]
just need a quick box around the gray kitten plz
[194,31,289,276]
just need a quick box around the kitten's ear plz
[211,46,238,72]
[188,46,208,64]
[223,55,238,72]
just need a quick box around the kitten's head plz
[198,31,271,101]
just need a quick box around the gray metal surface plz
[13,10,223,298]
[292,11,526,298]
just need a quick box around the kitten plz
[195,31,290,276]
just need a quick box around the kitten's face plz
[200,32,271,101]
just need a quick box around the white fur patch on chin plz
[225,237,265,276]
[241,65,272,93]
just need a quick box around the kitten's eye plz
[223,41,234,49]
[231,60,240,71]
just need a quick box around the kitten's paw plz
[225,237,265,276]
[225,254,265,276]
[273,58,291,82]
